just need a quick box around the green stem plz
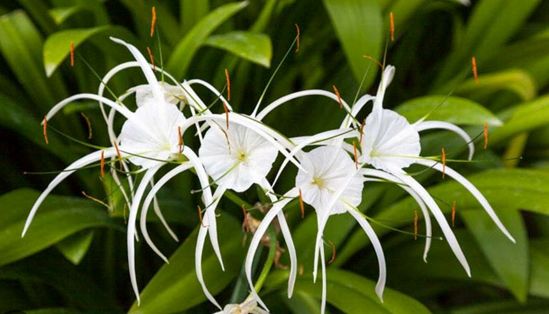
[254,226,277,293]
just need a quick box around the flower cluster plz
[22,38,514,313]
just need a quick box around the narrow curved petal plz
[261,179,298,298]
[320,242,327,314]
[347,208,386,301]
[390,169,471,277]
[22,149,117,237]
[195,222,222,309]
[110,37,163,101]
[415,160,515,243]
[187,79,233,111]
[43,93,134,124]
[372,65,395,114]
[127,166,161,305]
[151,189,179,242]
[414,121,475,161]
[339,94,375,129]
[361,169,432,261]
[255,90,353,124]
[245,189,297,310]
[141,163,192,262]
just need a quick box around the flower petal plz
[415,121,475,161]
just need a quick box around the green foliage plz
[1,0,549,313]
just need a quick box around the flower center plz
[312,177,325,188]
[237,150,247,161]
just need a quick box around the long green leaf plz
[0,189,119,267]
[396,95,502,126]
[167,1,249,79]
[204,31,272,68]
[322,0,382,88]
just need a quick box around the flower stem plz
[254,226,277,293]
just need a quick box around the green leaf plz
[338,169,549,265]
[396,95,502,126]
[205,31,272,68]
[167,1,249,79]
[0,189,119,267]
[530,239,549,298]
[180,0,210,34]
[49,6,88,25]
[461,209,529,302]
[287,269,431,313]
[55,230,95,265]
[43,26,110,77]
[491,95,549,146]
[322,0,382,88]
[454,69,537,102]
[128,214,246,313]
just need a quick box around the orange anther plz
[295,23,300,53]
[43,116,49,144]
[82,191,108,208]
[472,57,479,84]
[178,126,183,154]
[353,141,359,170]
[298,188,305,219]
[100,150,105,178]
[150,6,157,38]
[390,12,395,41]
[197,205,207,227]
[147,46,156,72]
[414,210,418,240]
[241,205,250,232]
[333,85,343,109]
[452,201,456,227]
[113,141,123,170]
[225,69,231,101]
[328,240,336,264]
[484,122,488,149]
[222,101,230,129]
[70,41,75,67]
[442,147,446,179]
[359,119,366,145]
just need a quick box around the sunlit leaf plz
[205,31,272,68]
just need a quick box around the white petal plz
[390,169,471,276]
[109,37,163,101]
[361,109,421,171]
[141,163,192,262]
[340,94,375,129]
[127,166,161,305]
[320,243,327,314]
[187,79,232,111]
[372,65,395,113]
[414,121,475,161]
[22,149,117,237]
[347,208,386,301]
[415,159,515,243]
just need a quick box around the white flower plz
[199,122,278,192]
[214,299,269,314]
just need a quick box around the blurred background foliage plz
[1,0,549,313]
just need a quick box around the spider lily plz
[215,298,268,314]
[22,37,233,306]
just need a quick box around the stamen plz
[43,116,49,144]
[197,205,208,227]
[299,188,305,219]
[353,141,359,170]
[147,46,156,72]
[241,205,250,232]
[295,23,300,53]
[472,56,479,84]
[452,201,456,227]
[299,264,304,276]
[82,191,109,208]
[177,126,183,154]
[100,150,105,178]
[150,6,157,38]
[333,85,343,109]
[223,101,230,129]
[328,240,336,264]
[113,141,123,170]
[441,147,446,179]
[484,122,488,149]
[359,119,366,145]
[80,113,92,139]
[225,68,231,101]
[70,41,74,67]
[362,55,384,70]
[414,210,418,240]
[390,12,395,41]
